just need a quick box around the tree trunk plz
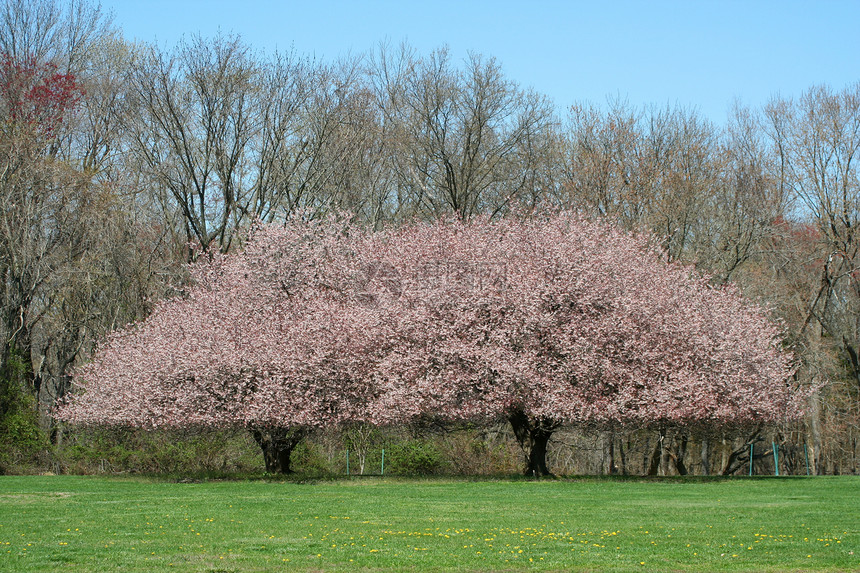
[720,427,762,475]
[618,434,628,475]
[602,430,616,475]
[809,389,823,475]
[700,436,710,476]
[646,434,661,476]
[720,443,742,476]
[251,426,308,474]
[659,431,671,476]
[508,409,558,477]
[671,433,688,475]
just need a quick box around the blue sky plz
[101,0,859,124]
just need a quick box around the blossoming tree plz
[362,215,800,475]
[59,218,391,473]
[59,213,800,475]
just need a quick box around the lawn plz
[0,475,857,572]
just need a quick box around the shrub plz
[54,427,262,474]
[0,349,49,474]
[384,439,445,475]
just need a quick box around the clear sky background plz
[100,0,858,124]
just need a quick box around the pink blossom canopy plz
[59,213,800,430]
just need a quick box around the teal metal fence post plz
[346,449,350,476]
[772,441,779,476]
[749,443,754,476]
[381,448,385,475]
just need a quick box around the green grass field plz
[0,475,857,572]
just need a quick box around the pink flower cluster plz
[59,213,800,430]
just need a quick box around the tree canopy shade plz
[58,213,801,475]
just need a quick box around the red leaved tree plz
[0,53,81,143]
[59,213,801,475]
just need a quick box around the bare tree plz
[251,55,378,222]
[371,44,555,221]
[127,33,258,253]
[560,98,644,226]
[71,32,134,176]
[0,0,111,73]
[561,102,728,264]
[128,34,384,251]
[692,103,785,283]
[765,84,860,390]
